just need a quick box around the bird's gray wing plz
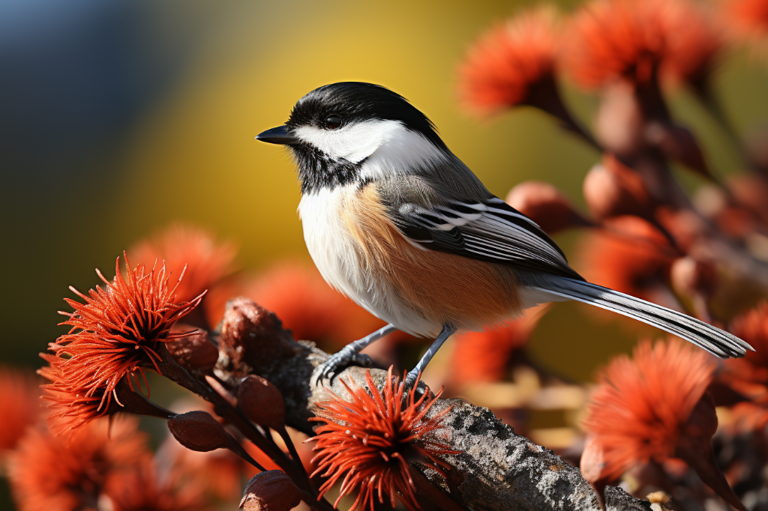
[387,194,584,281]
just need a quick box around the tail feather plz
[525,275,753,359]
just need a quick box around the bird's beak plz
[255,125,299,145]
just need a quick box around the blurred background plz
[3,0,767,375]
[3,0,768,509]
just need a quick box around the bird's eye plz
[324,115,342,130]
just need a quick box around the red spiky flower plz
[458,6,560,114]
[41,254,204,431]
[105,458,210,511]
[583,339,714,479]
[309,368,457,511]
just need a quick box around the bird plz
[255,82,752,388]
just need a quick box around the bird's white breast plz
[298,186,440,337]
[298,186,365,300]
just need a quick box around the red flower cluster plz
[41,255,203,431]
[310,368,455,511]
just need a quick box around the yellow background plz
[2,0,767,381]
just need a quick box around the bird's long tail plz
[522,273,753,359]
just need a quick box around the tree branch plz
[212,297,651,511]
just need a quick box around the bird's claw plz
[311,348,373,387]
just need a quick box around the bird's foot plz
[311,345,373,387]
[402,369,428,398]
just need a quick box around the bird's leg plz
[404,324,457,390]
[313,324,398,385]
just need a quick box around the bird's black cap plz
[286,82,447,150]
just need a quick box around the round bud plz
[670,257,717,298]
[240,471,303,511]
[579,436,608,484]
[166,328,218,371]
[168,410,231,452]
[583,156,654,221]
[238,375,286,431]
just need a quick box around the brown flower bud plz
[218,298,296,379]
[238,375,286,431]
[168,410,231,452]
[166,327,218,371]
[506,181,592,234]
[239,471,303,511]
[583,156,655,220]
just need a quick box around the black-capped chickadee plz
[256,82,752,386]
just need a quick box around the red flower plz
[576,216,675,305]
[0,366,41,453]
[309,368,456,511]
[8,417,150,511]
[448,315,539,385]
[458,6,560,114]
[566,0,664,89]
[661,0,723,89]
[566,0,720,90]
[41,255,203,431]
[105,458,210,511]
[583,339,714,480]
[719,302,768,429]
[242,262,384,347]
[722,0,768,41]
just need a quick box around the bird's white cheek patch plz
[293,120,404,164]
